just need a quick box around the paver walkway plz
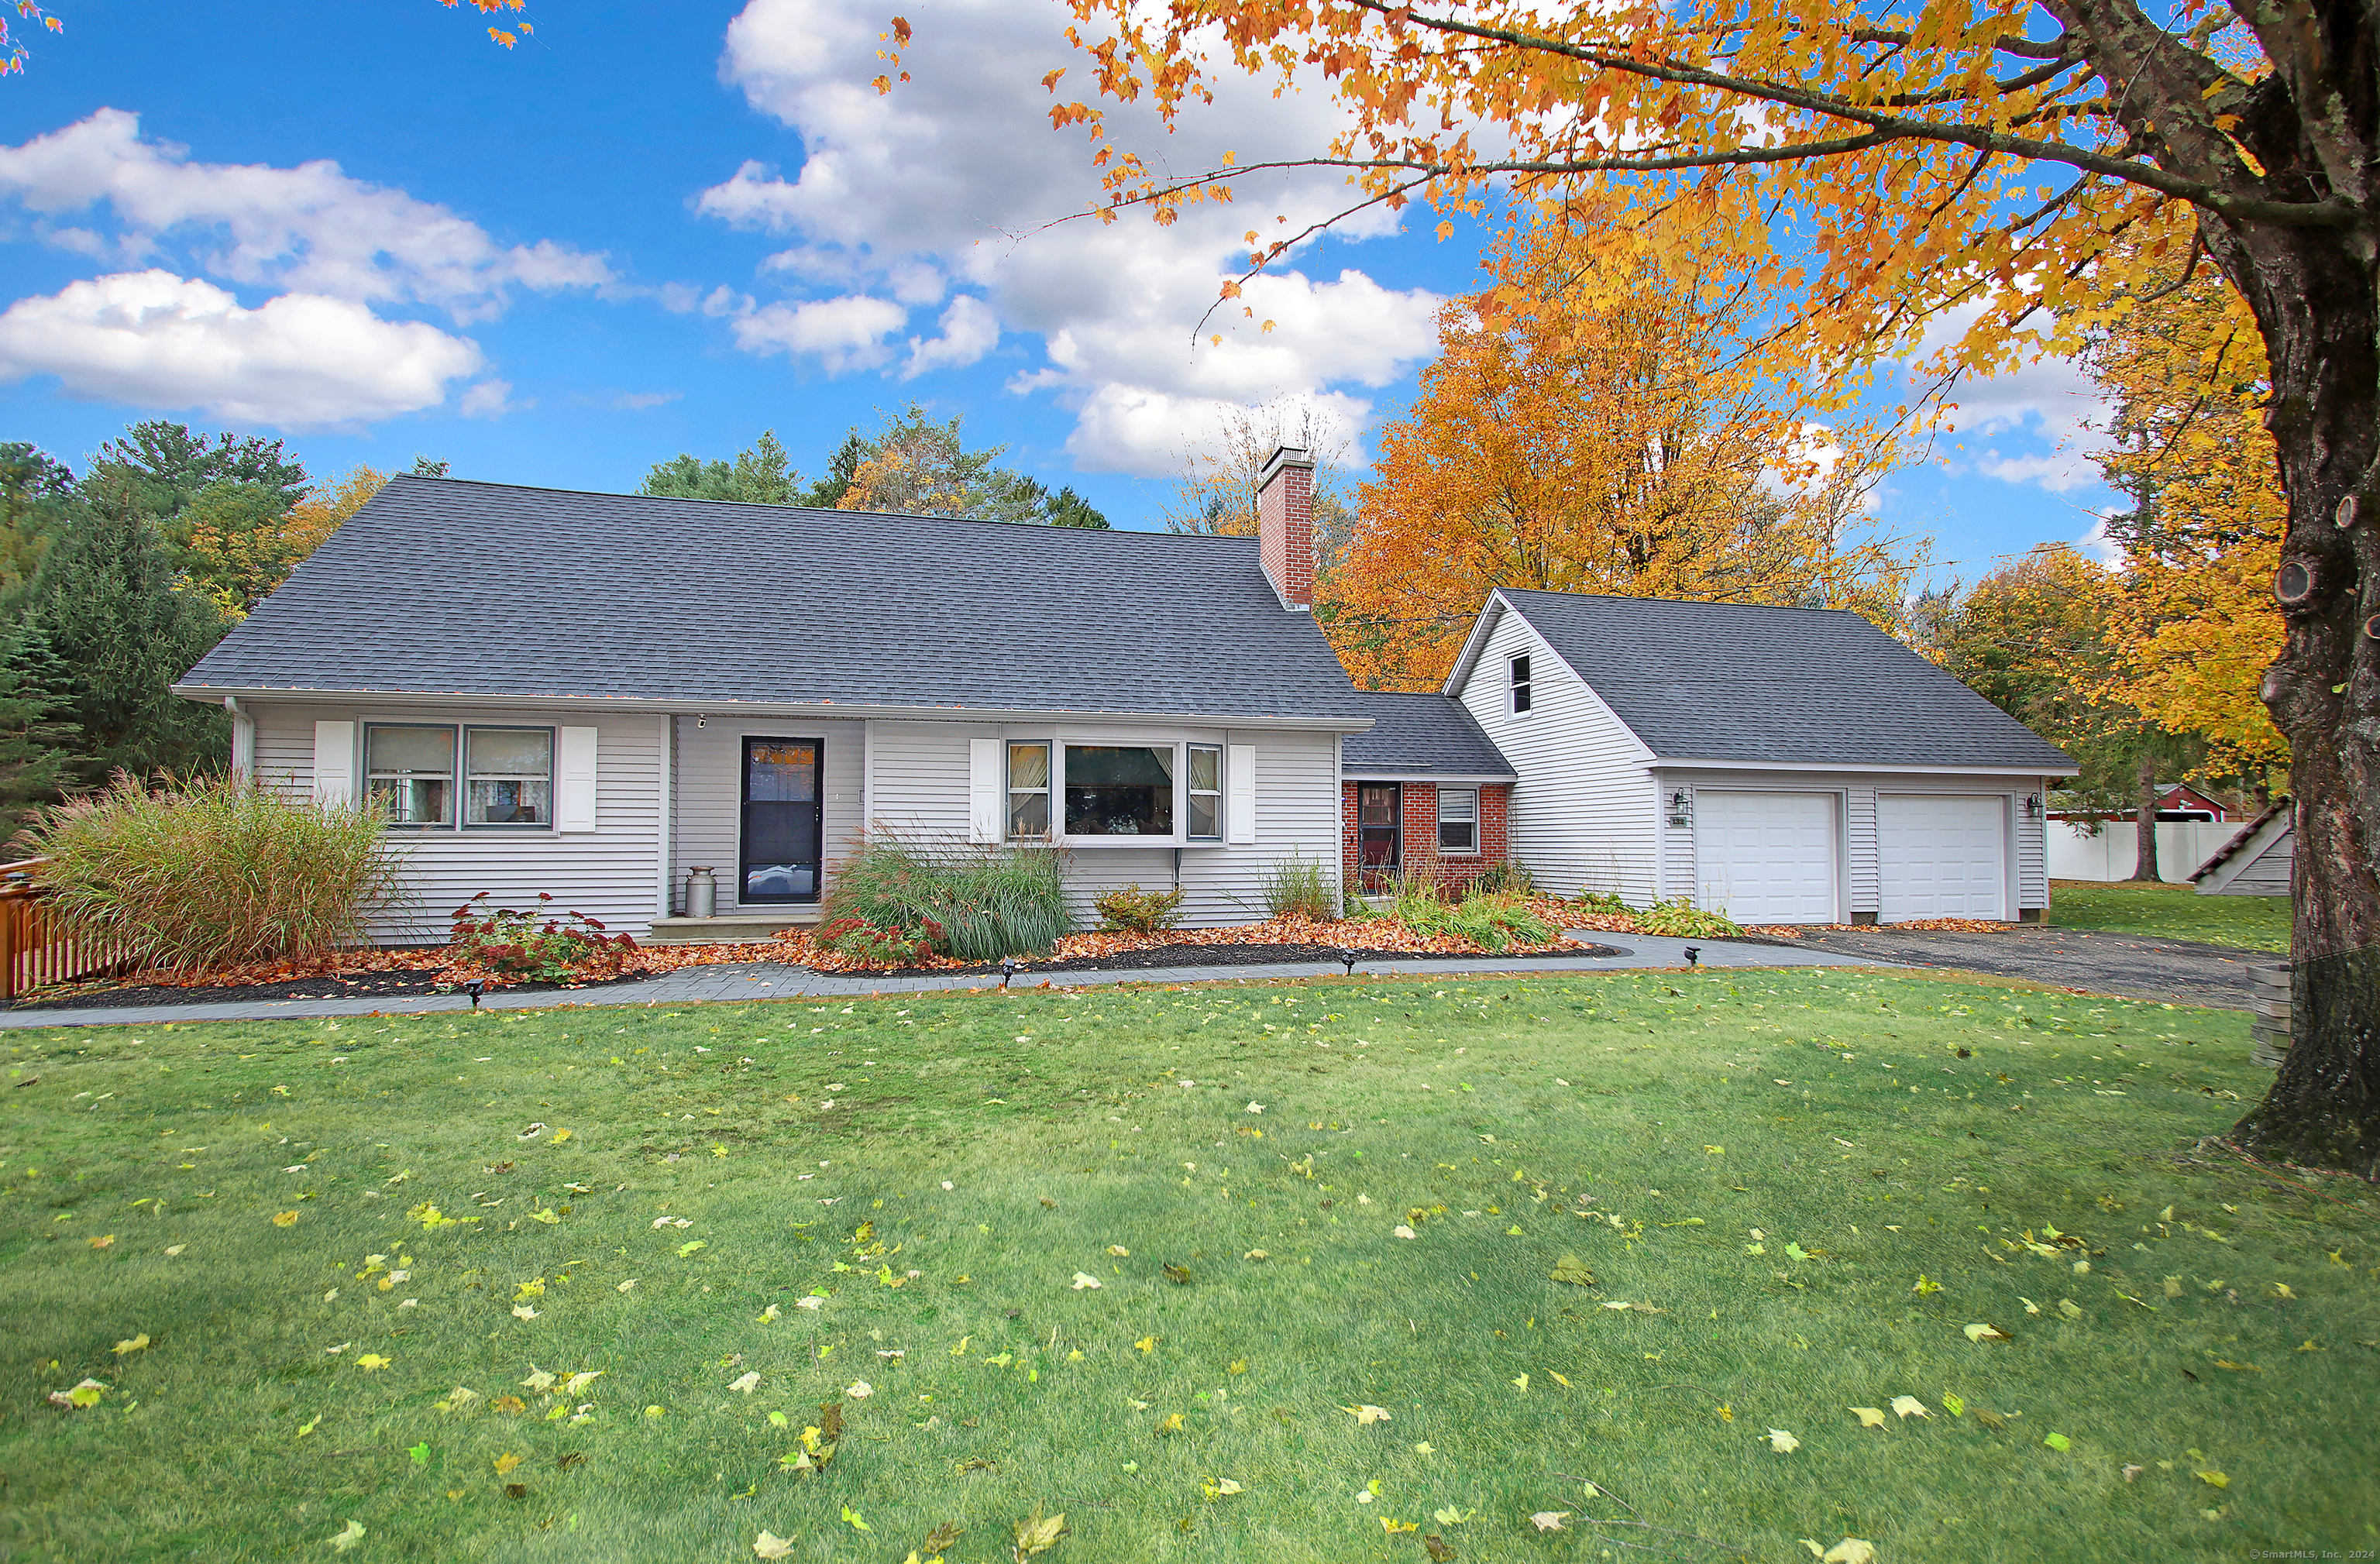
[0,933,1875,1029]
[1749,926,2264,1009]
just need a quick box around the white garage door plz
[1694,791,1837,923]
[1879,794,2007,921]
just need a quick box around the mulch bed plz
[842,939,1631,980]
[2,967,655,1012]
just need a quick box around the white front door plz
[1878,793,2007,921]
[1694,791,1837,923]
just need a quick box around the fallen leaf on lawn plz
[1549,1254,1596,1286]
[1134,1336,1158,1353]
[47,1378,105,1409]
[1529,1513,1568,1532]
[2020,1297,2041,1315]
[521,1369,556,1392]
[1070,1272,1102,1290]
[678,1241,707,1258]
[1343,1404,1392,1425]
[563,1371,602,1394]
[2122,1463,2144,1482]
[164,1244,184,1256]
[1381,1518,1419,1535]
[2196,1469,2230,1488]
[491,1396,526,1415]
[752,1531,796,1560]
[2213,1359,2261,1373]
[1511,1374,1529,1392]
[1432,1504,1474,1525]
[273,1212,299,1227]
[511,1305,541,1320]
[112,1333,150,1355]
[1821,1542,1875,1564]
[1974,1408,2007,1431]
[730,1372,762,1394]
[1766,1428,1800,1452]
[1850,1406,1886,1428]
[617,1280,638,1293]
[90,1234,115,1249]
[795,1296,824,1311]
[1203,1476,1244,1497]
[1943,1394,1966,1417]
[329,1520,366,1552]
[845,1381,872,1398]
[2043,1432,2072,1451]
[1965,1323,2010,1343]
[1107,1245,1130,1256]
[2058,1299,2084,1321]
[494,1452,522,1475]
[1155,1411,1185,1433]
[1013,1504,1067,1558]
[1425,1535,1455,1562]
[355,1354,390,1372]
[1393,1225,1417,1240]
[1890,1396,1928,1419]
[1162,1262,1192,1284]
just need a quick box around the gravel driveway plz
[1728,926,2268,1009]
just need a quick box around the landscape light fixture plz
[999,958,1018,989]
[1682,947,1701,967]
[1337,949,1358,977]
[466,979,486,1009]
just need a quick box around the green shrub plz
[447,892,638,983]
[1467,858,1536,896]
[1400,887,1559,952]
[1572,889,1632,916]
[1632,896,1744,938]
[1257,856,1338,922]
[1095,882,1184,933]
[823,833,1071,961]
[15,770,404,971]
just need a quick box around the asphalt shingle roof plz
[179,477,1365,720]
[1341,692,1515,777]
[1494,590,2075,771]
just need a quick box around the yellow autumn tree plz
[1017,0,2380,1169]
[1326,217,1913,688]
[182,465,385,619]
[2086,242,2289,781]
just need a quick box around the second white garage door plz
[1879,794,2007,921]
[1694,790,1837,923]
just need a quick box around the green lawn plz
[2048,880,2293,953]
[3,973,2372,1563]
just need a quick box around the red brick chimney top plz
[1257,445,1316,610]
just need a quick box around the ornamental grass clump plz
[15,770,405,971]
[1257,855,1337,922]
[1398,886,1560,952]
[823,832,1071,961]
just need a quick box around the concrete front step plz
[645,913,818,946]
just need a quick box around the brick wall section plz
[1341,781,1516,895]
[1257,449,1316,607]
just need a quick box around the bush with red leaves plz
[448,892,639,983]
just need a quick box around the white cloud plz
[1910,304,2112,497]
[610,389,683,410]
[1069,386,1368,478]
[458,379,530,419]
[0,109,612,318]
[0,269,484,426]
[904,294,999,377]
[731,293,909,371]
[701,0,1444,476]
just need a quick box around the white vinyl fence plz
[2047,820,2240,884]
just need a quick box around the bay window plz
[1063,744,1175,836]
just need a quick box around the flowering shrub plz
[814,914,943,968]
[448,892,638,983]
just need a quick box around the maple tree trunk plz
[2129,753,2161,882]
[2196,211,2380,1178]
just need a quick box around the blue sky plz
[0,0,2111,582]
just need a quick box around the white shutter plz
[968,737,1003,844]
[312,720,356,807]
[1226,743,1257,844]
[555,725,599,833]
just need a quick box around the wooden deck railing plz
[0,858,139,1001]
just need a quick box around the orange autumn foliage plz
[1326,220,1914,689]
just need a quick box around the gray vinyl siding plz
[667,717,865,916]
[2017,779,2051,910]
[1847,786,1881,915]
[862,720,1343,928]
[1453,607,1659,902]
[249,700,666,943]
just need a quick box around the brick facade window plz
[1342,782,1515,895]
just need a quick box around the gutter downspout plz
[656,713,675,924]
[223,696,255,778]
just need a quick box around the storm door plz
[1357,784,1401,891]
[740,738,823,903]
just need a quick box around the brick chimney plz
[1257,445,1316,610]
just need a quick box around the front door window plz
[741,738,822,903]
[1358,784,1400,891]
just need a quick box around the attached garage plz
[1694,790,1838,923]
[1877,793,2007,921]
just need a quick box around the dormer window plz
[1509,654,1532,713]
